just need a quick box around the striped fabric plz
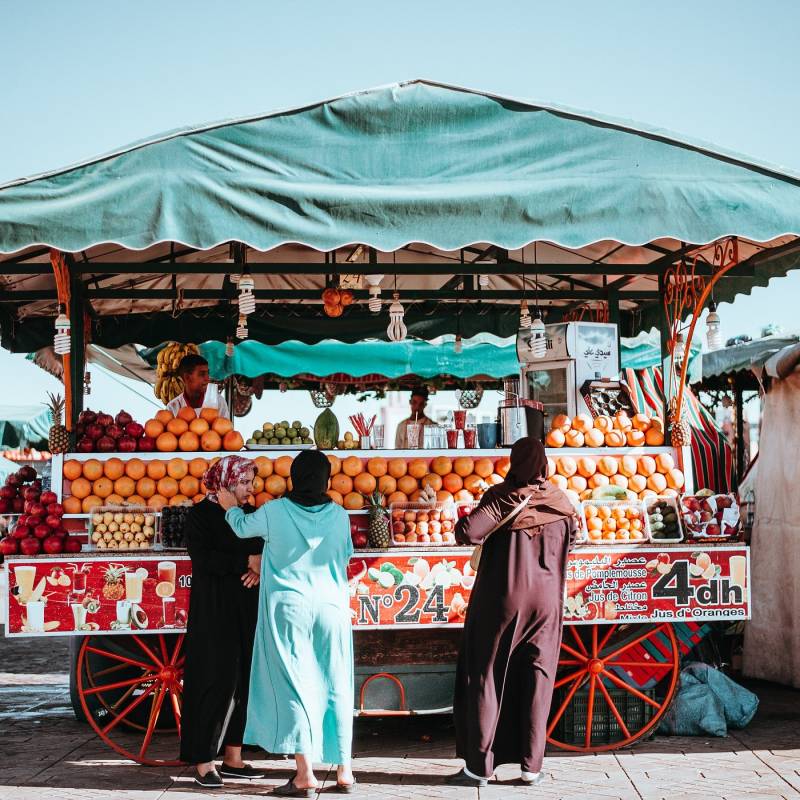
[623,367,733,493]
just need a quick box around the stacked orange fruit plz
[143,407,244,453]
[584,502,647,543]
[545,411,665,448]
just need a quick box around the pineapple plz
[46,393,69,454]
[366,491,390,549]
[668,396,691,447]
[101,565,126,600]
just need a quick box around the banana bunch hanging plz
[154,342,199,404]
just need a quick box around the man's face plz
[184,365,210,396]
[410,393,427,416]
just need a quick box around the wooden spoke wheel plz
[76,633,184,765]
[547,623,679,752]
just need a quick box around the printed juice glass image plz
[72,570,87,594]
[163,597,176,628]
[14,565,36,602]
[116,600,132,627]
[124,571,143,604]
[71,603,87,630]
[729,555,747,588]
[157,561,176,585]
[27,600,45,632]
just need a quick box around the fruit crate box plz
[551,683,657,746]
[87,506,161,552]
[645,496,683,543]
[580,499,651,545]
[389,502,458,547]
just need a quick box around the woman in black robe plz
[448,437,577,788]
[179,456,265,788]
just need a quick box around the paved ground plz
[2,629,800,799]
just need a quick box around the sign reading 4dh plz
[563,545,750,625]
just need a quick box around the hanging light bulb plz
[365,274,384,313]
[706,303,723,351]
[478,274,490,288]
[84,371,91,396]
[519,299,532,329]
[237,275,256,316]
[53,311,71,355]
[236,314,248,340]
[387,292,407,342]
[225,337,234,357]
[529,314,547,359]
[454,334,463,354]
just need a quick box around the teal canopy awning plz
[2,80,799,255]
[192,331,691,383]
[0,405,51,449]
[199,336,520,383]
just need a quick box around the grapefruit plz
[113,476,135,498]
[125,458,146,481]
[388,458,408,479]
[254,456,273,478]
[70,477,91,499]
[149,495,168,510]
[82,495,103,512]
[167,458,188,480]
[155,409,174,425]
[166,417,189,436]
[353,473,377,495]
[157,477,178,498]
[145,419,164,439]
[387,491,409,505]
[397,475,418,496]
[473,458,493,478]
[63,495,82,514]
[189,417,210,436]
[178,431,200,452]
[82,459,103,481]
[223,431,244,451]
[265,475,287,496]
[453,457,474,478]
[327,454,341,476]
[343,492,364,510]
[342,456,363,477]
[93,477,113,499]
[157,432,179,452]
[200,430,222,452]
[177,406,197,422]
[179,475,200,497]
[136,477,156,499]
[199,407,219,422]
[377,475,397,495]
[494,457,510,477]
[103,458,125,481]
[327,489,344,505]
[442,473,463,494]
[421,473,443,492]
[212,417,233,436]
[408,459,428,479]
[275,456,293,478]
[147,459,168,479]
[546,429,565,448]
[64,459,83,481]
[188,457,208,478]
[366,458,388,478]
[431,456,453,476]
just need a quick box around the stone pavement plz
[2,628,800,799]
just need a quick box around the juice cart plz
[0,80,792,763]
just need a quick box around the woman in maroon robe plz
[447,437,577,788]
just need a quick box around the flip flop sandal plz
[272,776,316,797]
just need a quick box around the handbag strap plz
[485,494,532,537]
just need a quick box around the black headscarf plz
[287,449,332,507]
[497,437,576,532]
[506,436,549,489]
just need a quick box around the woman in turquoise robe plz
[219,449,355,796]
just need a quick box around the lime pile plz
[247,420,314,447]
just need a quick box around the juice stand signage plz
[5,556,191,636]
[564,545,750,624]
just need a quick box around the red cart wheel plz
[77,633,184,765]
[547,623,679,752]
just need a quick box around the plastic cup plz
[406,423,422,449]
[453,410,467,430]
[477,422,498,449]
[370,425,385,449]
[446,429,460,448]
[463,428,477,448]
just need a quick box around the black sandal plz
[336,777,357,793]
[272,774,316,797]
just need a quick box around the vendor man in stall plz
[395,386,435,448]
[167,354,231,419]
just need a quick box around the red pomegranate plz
[19,537,41,555]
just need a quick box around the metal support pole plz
[607,287,621,367]
[734,378,745,490]
[657,273,671,429]
[68,264,85,432]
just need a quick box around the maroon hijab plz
[496,437,576,533]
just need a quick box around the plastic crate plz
[552,682,657,746]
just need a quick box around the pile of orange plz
[546,451,685,506]
[584,503,647,543]
[62,454,278,513]
[324,453,509,509]
[144,407,244,453]
[545,411,665,448]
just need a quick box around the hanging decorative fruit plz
[321,287,353,317]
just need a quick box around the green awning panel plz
[198,337,521,382]
[698,335,799,382]
[2,80,799,257]
[0,405,51,449]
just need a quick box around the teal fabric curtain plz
[0,405,51,449]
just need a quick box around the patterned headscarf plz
[202,455,255,503]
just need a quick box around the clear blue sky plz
[1,0,799,414]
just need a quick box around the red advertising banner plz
[565,545,750,625]
[5,555,191,637]
[348,551,475,628]
[4,545,749,636]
